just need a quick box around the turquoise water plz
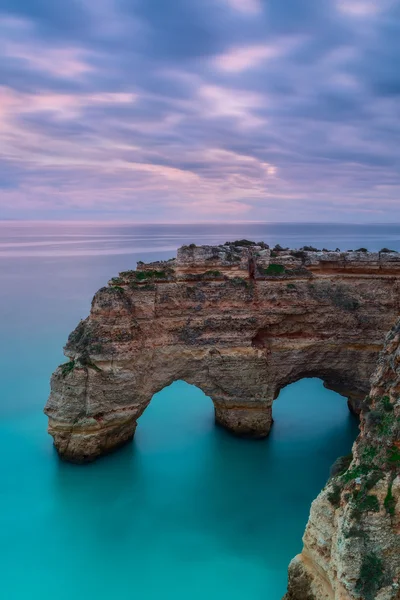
[2,221,397,599]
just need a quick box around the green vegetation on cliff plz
[259,263,286,276]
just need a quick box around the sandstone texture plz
[284,319,400,600]
[45,241,400,463]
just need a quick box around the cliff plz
[284,319,400,600]
[45,241,400,463]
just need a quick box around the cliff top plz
[108,241,400,288]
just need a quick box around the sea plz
[1,221,399,600]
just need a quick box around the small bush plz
[204,270,222,277]
[352,490,380,517]
[361,445,378,463]
[378,412,396,436]
[365,409,383,428]
[330,453,353,478]
[355,247,368,252]
[290,250,306,260]
[225,239,256,247]
[380,247,397,253]
[364,470,383,490]
[135,270,166,281]
[261,263,285,275]
[301,245,320,252]
[384,482,396,516]
[341,463,370,483]
[110,276,124,285]
[230,277,249,287]
[61,360,75,377]
[286,283,296,290]
[327,484,341,508]
[355,553,384,600]
[119,270,135,278]
[344,524,368,539]
[387,445,400,467]
[381,395,394,412]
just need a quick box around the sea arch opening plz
[135,379,215,452]
[271,376,359,447]
[272,367,366,418]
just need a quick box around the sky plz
[0,0,399,222]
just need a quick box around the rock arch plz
[45,243,400,463]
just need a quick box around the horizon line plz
[2,219,400,226]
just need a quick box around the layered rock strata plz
[284,319,400,600]
[45,242,400,463]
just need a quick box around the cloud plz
[196,85,265,128]
[213,43,288,73]
[4,44,93,78]
[0,0,399,222]
[336,0,394,16]
[219,0,263,15]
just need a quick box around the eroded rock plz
[284,320,400,600]
[44,243,400,463]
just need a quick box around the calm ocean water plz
[2,221,399,599]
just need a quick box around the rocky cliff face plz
[44,242,400,463]
[284,319,400,600]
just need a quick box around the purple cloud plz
[0,0,399,221]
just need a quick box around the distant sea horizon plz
[0,221,396,599]
[2,219,400,224]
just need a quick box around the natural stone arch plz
[45,242,400,463]
[46,342,273,463]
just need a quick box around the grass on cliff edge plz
[259,264,286,275]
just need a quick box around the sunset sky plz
[0,0,399,222]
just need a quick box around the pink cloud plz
[197,85,265,128]
[0,87,136,124]
[219,0,263,15]
[3,44,94,78]
[336,0,394,16]
[214,44,281,73]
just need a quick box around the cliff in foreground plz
[284,319,400,600]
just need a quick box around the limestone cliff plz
[284,320,400,600]
[45,241,400,463]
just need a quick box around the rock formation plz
[284,318,400,600]
[45,241,400,463]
